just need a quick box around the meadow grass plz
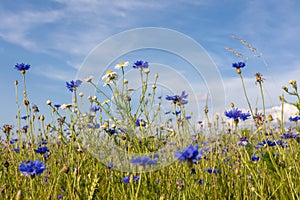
[0,59,299,200]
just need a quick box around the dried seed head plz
[24,99,30,106]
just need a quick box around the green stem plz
[258,82,266,133]
[239,74,254,118]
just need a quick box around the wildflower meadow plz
[1,38,299,200]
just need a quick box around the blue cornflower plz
[225,108,250,121]
[232,62,245,69]
[130,156,157,166]
[135,118,146,127]
[237,136,249,146]
[105,128,116,135]
[174,145,201,162]
[66,80,82,92]
[172,110,181,115]
[251,155,260,162]
[289,116,300,122]
[107,162,113,169]
[132,60,149,69]
[58,195,63,199]
[91,106,101,112]
[281,132,299,139]
[194,179,203,184]
[166,91,188,105]
[21,115,30,120]
[225,108,241,120]
[14,147,20,152]
[206,168,221,174]
[15,63,31,72]
[240,112,251,121]
[19,160,46,177]
[54,104,61,109]
[10,138,18,144]
[87,123,100,129]
[122,175,140,184]
[35,146,50,154]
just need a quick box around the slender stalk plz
[239,74,254,118]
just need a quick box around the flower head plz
[135,118,146,127]
[225,108,250,121]
[237,136,249,146]
[122,175,140,184]
[35,146,50,154]
[255,72,264,83]
[66,80,82,92]
[115,61,129,69]
[232,62,245,69]
[15,63,31,74]
[232,62,245,74]
[289,116,300,122]
[19,160,46,177]
[174,145,201,162]
[166,91,188,105]
[132,60,149,69]
[102,70,118,84]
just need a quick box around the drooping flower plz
[19,160,46,177]
[166,91,188,105]
[130,156,157,166]
[132,60,148,69]
[115,61,129,69]
[66,80,82,92]
[15,63,31,73]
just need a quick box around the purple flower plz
[232,62,245,69]
[15,63,31,72]
[132,60,149,69]
[19,160,46,177]
[166,91,188,105]
[66,80,82,92]
[130,156,157,166]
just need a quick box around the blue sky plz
[1,0,300,125]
